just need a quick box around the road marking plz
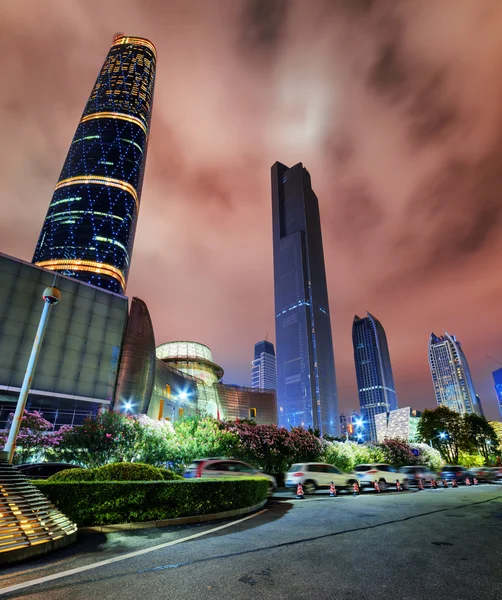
[0,509,268,596]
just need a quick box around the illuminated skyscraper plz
[492,368,502,418]
[428,331,482,416]
[272,162,338,435]
[252,340,276,390]
[352,313,398,441]
[33,34,156,294]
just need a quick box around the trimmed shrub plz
[49,468,95,482]
[35,478,269,526]
[158,468,183,481]
[94,462,165,481]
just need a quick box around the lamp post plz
[2,286,61,463]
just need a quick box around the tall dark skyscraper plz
[352,313,398,441]
[252,340,276,390]
[428,331,483,416]
[492,368,502,418]
[272,162,338,435]
[33,34,156,294]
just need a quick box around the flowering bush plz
[379,438,419,467]
[323,441,384,472]
[409,443,443,471]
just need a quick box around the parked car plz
[183,458,277,495]
[399,465,436,487]
[489,467,502,481]
[439,466,468,483]
[285,463,358,494]
[16,462,80,480]
[354,464,409,491]
[465,467,496,483]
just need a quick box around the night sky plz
[1,0,502,420]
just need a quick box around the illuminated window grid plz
[112,35,157,58]
[35,259,126,291]
[80,112,148,135]
[54,176,139,212]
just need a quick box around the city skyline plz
[1,2,502,420]
[272,161,338,434]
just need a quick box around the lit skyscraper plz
[33,34,156,294]
[272,162,338,435]
[492,368,502,418]
[252,340,276,390]
[352,313,398,441]
[428,331,482,415]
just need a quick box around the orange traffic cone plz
[352,481,360,496]
[452,479,458,488]
[296,483,305,499]
[329,481,336,497]
[418,478,424,490]
[395,480,402,492]
[373,480,380,493]
[473,478,478,486]
[442,479,449,488]
[431,479,438,489]
[465,477,471,486]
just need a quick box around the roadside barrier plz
[465,477,471,486]
[395,480,402,492]
[452,479,458,488]
[352,482,360,496]
[296,483,305,499]
[373,480,381,493]
[329,482,336,497]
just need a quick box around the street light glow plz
[355,419,363,427]
[178,391,188,400]
[124,401,133,412]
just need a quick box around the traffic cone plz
[431,479,438,489]
[352,481,360,496]
[442,479,449,488]
[465,477,471,486]
[373,480,381,493]
[418,478,424,490]
[452,479,458,488]
[329,481,337,497]
[296,483,305,499]
[473,478,478,486]
[395,480,402,492]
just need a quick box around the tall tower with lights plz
[33,34,156,294]
[252,340,276,390]
[272,162,338,435]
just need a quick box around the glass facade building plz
[33,34,157,294]
[374,408,422,443]
[252,340,276,390]
[352,313,398,442]
[0,253,128,428]
[492,368,502,418]
[428,332,482,416]
[272,162,338,435]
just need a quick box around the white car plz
[183,458,277,496]
[354,464,409,491]
[285,463,359,494]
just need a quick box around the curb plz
[78,499,268,534]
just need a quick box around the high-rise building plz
[251,340,276,390]
[352,313,398,441]
[428,331,482,415]
[33,34,156,294]
[374,407,422,443]
[271,162,338,435]
[492,368,502,418]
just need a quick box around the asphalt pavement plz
[1,485,501,599]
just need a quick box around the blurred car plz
[489,467,502,481]
[399,465,436,487]
[285,463,358,494]
[16,462,80,480]
[354,464,409,491]
[465,467,496,483]
[183,458,277,495]
[439,466,468,483]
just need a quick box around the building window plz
[178,408,184,418]
[249,408,257,419]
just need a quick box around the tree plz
[0,410,56,464]
[379,438,419,467]
[463,414,498,462]
[416,407,467,464]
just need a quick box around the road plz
[1,485,501,599]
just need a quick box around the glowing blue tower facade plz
[33,34,156,294]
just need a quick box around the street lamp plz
[123,401,133,413]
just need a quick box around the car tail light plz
[196,462,205,478]
[293,472,304,477]
[456,472,462,477]
[367,470,378,474]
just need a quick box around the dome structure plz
[156,341,224,386]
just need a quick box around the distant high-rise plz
[492,368,502,418]
[33,34,156,294]
[252,340,276,390]
[428,332,482,415]
[352,313,398,441]
[272,162,338,435]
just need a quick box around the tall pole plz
[3,286,61,463]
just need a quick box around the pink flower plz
[105,433,113,438]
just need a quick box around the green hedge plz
[48,462,182,483]
[35,478,268,526]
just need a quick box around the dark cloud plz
[239,0,289,55]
